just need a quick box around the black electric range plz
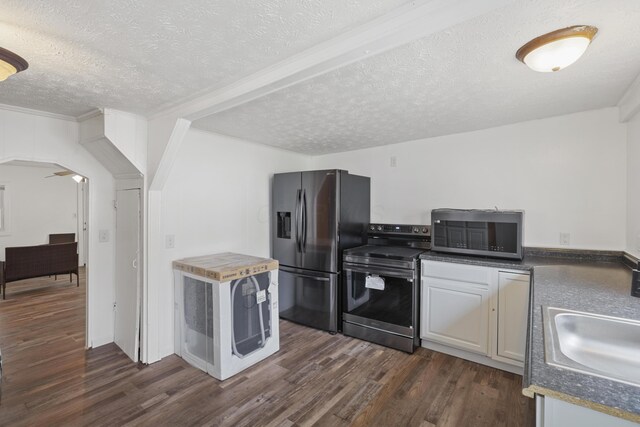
[342,223,430,353]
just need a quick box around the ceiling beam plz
[150,0,514,122]
[619,70,640,122]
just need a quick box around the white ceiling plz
[1,0,639,155]
[0,0,408,116]
[192,0,640,154]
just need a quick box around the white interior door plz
[115,188,141,362]
[77,180,88,265]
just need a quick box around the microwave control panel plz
[368,223,430,236]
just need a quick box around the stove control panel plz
[368,223,430,236]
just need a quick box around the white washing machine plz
[173,253,279,381]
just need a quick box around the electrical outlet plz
[166,234,175,249]
[99,229,110,243]
[390,156,397,167]
[559,232,570,246]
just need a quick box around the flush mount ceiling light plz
[0,47,28,81]
[516,25,598,72]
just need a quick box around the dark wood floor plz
[0,270,535,426]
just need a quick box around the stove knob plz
[422,227,427,233]
[377,225,383,231]
[413,227,419,233]
[370,225,375,231]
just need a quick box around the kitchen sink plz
[543,306,640,387]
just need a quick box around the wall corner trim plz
[149,118,191,192]
[618,71,640,123]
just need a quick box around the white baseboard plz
[421,340,524,375]
[91,335,114,348]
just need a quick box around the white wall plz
[0,164,78,257]
[79,109,148,177]
[0,107,116,347]
[313,108,627,251]
[155,129,310,357]
[628,112,640,258]
[103,109,148,175]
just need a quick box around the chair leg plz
[55,275,58,280]
[70,272,72,283]
[76,272,79,287]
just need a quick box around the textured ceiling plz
[193,0,640,154]
[2,0,640,155]
[0,0,408,116]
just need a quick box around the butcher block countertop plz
[173,252,278,282]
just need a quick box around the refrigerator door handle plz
[302,189,308,253]
[295,189,302,252]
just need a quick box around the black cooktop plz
[344,244,427,261]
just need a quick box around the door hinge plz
[113,200,118,210]
[113,302,117,311]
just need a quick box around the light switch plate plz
[166,234,175,249]
[99,229,110,243]
[559,232,570,246]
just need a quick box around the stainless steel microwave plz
[431,209,524,260]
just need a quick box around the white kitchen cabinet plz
[421,261,491,355]
[536,396,639,427]
[496,271,530,362]
[421,260,530,373]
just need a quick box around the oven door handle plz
[343,265,414,281]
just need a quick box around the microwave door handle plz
[302,189,307,253]
[295,189,302,252]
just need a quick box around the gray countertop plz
[419,247,625,270]
[420,249,640,421]
[525,263,640,420]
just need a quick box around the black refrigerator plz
[272,170,370,333]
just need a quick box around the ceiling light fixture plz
[0,47,29,81]
[516,25,598,72]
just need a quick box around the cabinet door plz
[539,396,638,427]
[421,280,490,355]
[497,272,530,362]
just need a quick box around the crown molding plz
[76,108,104,122]
[0,102,78,122]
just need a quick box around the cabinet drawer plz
[422,260,491,285]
